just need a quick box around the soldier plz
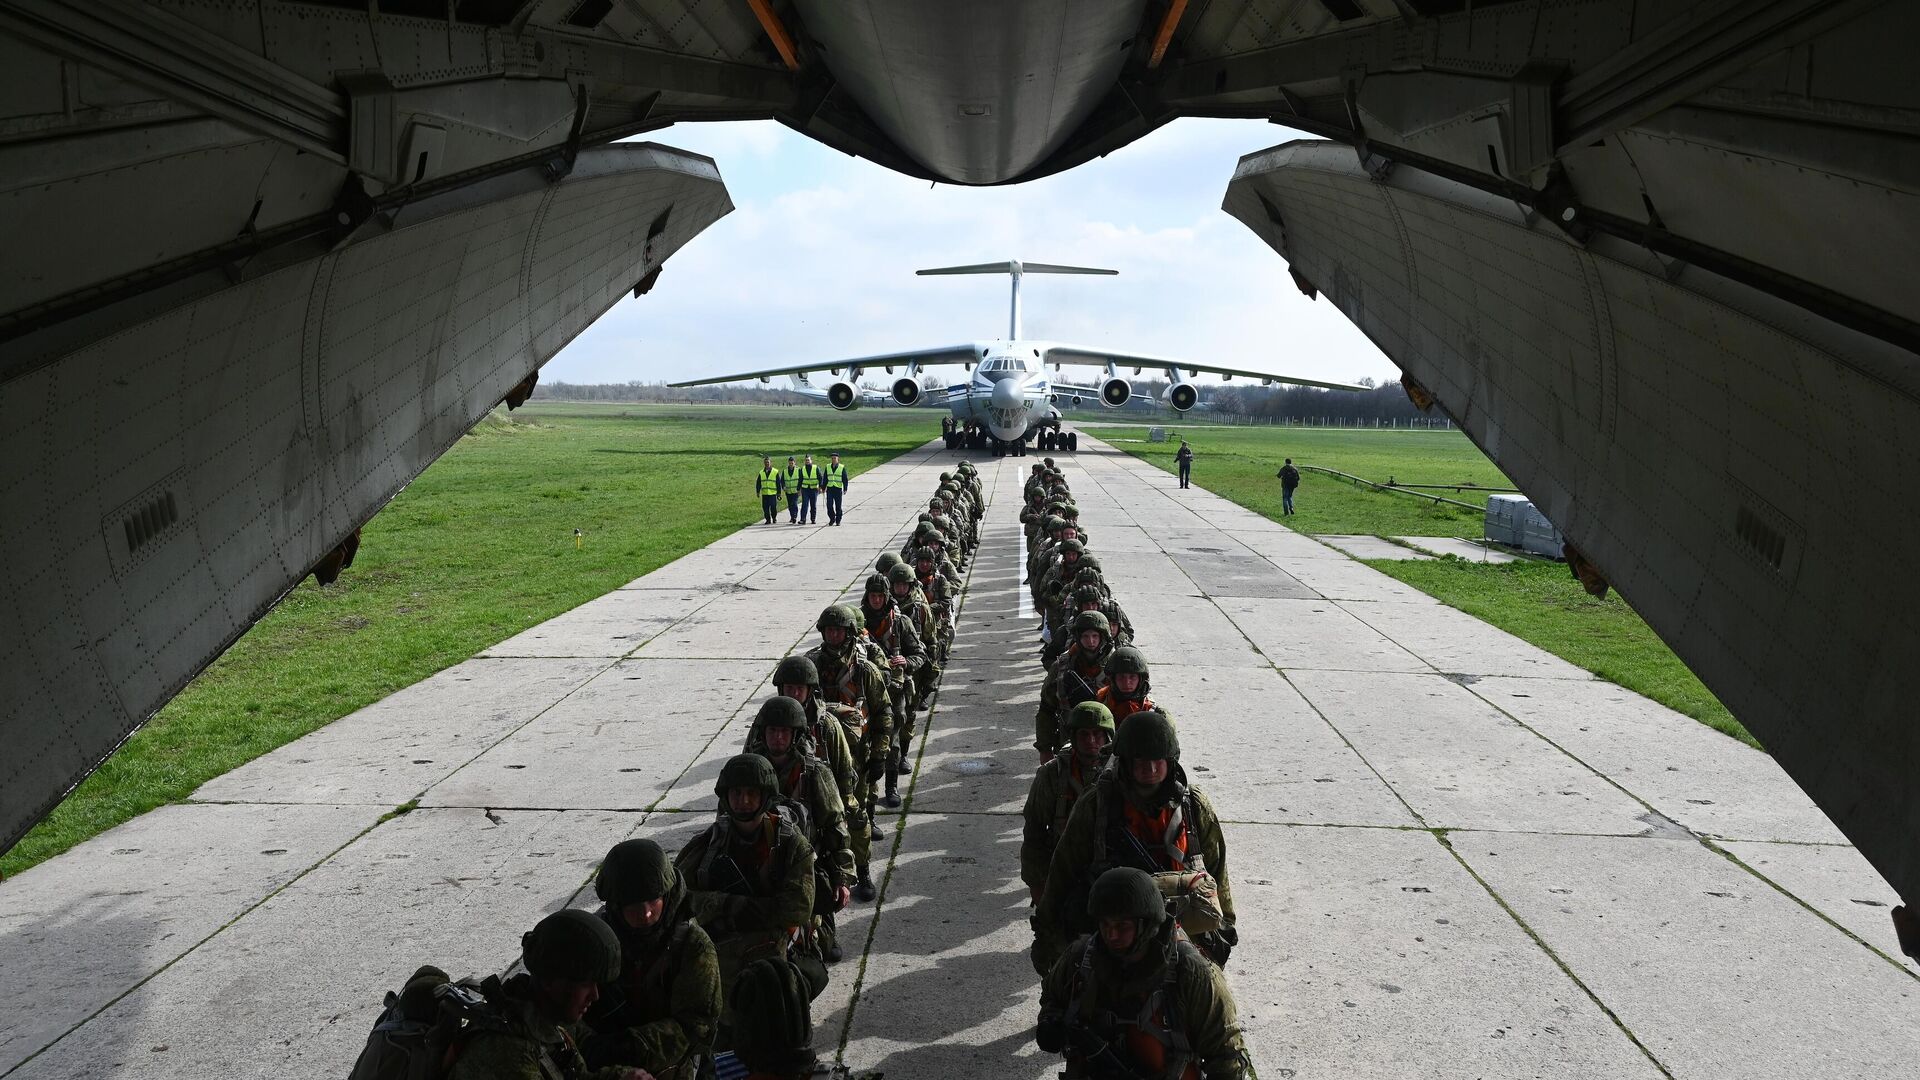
[1095,647,1156,723]
[890,564,941,706]
[1034,539,1087,611]
[1034,710,1236,974]
[745,697,854,961]
[447,909,643,1080]
[876,550,905,578]
[1043,582,1132,667]
[1020,487,1051,545]
[911,546,957,661]
[807,606,893,842]
[1035,868,1251,1080]
[675,754,818,1049]
[1072,567,1133,640]
[583,839,722,1080]
[1034,611,1115,761]
[1021,701,1114,907]
[859,573,926,809]
[770,657,875,895]
[727,957,823,1080]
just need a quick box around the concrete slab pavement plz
[4,431,1913,1080]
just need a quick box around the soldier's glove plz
[1035,1014,1068,1054]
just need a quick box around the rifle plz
[1060,668,1099,708]
[1066,1024,1157,1080]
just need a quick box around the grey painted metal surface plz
[0,143,732,856]
[1225,140,1920,919]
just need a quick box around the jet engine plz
[1100,376,1132,407]
[1163,381,1199,413]
[827,381,862,410]
[892,378,922,407]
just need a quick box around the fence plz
[1199,414,1455,429]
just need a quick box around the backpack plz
[347,969,511,1080]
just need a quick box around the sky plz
[548,117,1397,389]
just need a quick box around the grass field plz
[0,403,935,878]
[1109,424,1754,747]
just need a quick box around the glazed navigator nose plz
[990,378,1022,410]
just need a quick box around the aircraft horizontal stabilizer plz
[917,261,1117,276]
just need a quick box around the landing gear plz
[1036,428,1077,452]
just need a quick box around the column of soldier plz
[1016,459,1253,1078]
[353,465,988,1080]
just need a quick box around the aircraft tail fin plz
[916,260,1118,338]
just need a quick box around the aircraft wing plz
[1041,345,1369,392]
[668,344,982,387]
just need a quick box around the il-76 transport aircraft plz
[671,261,1364,453]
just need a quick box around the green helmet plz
[1041,515,1066,534]
[957,462,975,475]
[1073,566,1104,588]
[1064,700,1117,735]
[1086,867,1167,928]
[939,471,953,482]
[773,654,819,689]
[1077,553,1103,575]
[876,552,905,575]
[520,908,621,983]
[1105,647,1149,678]
[817,605,858,633]
[715,752,778,804]
[1058,503,1080,519]
[1058,539,1085,558]
[864,573,889,596]
[1113,709,1178,762]
[917,512,934,524]
[1071,584,1105,607]
[756,695,808,730]
[910,546,935,564]
[594,838,674,907]
[1044,457,1057,469]
[888,564,917,588]
[1068,610,1112,639]
[729,958,816,1072]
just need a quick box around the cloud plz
[554,119,1396,388]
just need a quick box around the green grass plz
[1109,425,1753,748]
[0,403,934,878]
[1369,558,1755,747]
[1119,426,1512,536]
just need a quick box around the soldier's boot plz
[821,914,842,963]
[854,863,877,902]
[881,759,902,809]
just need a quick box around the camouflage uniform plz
[767,657,868,877]
[1036,869,1250,1080]
[583,840,722,1080]
[1035,713,1235,974]
[1034,611,1114,756]
[1021,702,1115,903]
[891,564,942,703]
[448,911,628,1080]
[806,607,893,822]
[743,698,854,962]
[859,576,927,806]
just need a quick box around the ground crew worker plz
[1035,710,1236,973]
[1034,611,1114,760]
[447,909,642,1080]
[859,573,926,808]
[744,698,854,962]
[674,754,819,1049]
[1095,647,1156,723]
[756,457,781,525]
[1035,868,1250,1079]
[583,839,722,1080]
[823,453,849,525]
[1022,701,1115,907]
[797,454,822,524]
[780,456,801,524]
[807,606,892,843]
[770,658,874,897]
[727,957,822,1080]
[889,564,940,706]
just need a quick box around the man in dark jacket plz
[1176,440,1194,488]
[584,839,722,1080]
[1278,458,1300,514]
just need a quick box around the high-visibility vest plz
[758,468,780,495]
[782,467,800,491]
[824,464,848,489]
[799,464,821,489]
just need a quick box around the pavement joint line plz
[1431,830,1680,1079]
[1698,838,1920,981]
[0,812,391,1079]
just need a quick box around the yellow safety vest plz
[758,468,780,495]
[800,464,821,489]
[825,464,848,489]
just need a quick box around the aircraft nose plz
[990,379,1022,409]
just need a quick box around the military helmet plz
[756,695,808,730]
[1077,553,1103,575]
[520,908,621,983]
[1071,584,1104,607]
[1113,709,1179,762]
[917,512,934,524]
[957,462,975,475]
[864,573,889,596]
[876,552,905,575]
[1086,867,1168,928]
[1069,610,1112,638]
[1105,647,1149,678]
[817,604,858,632]
[888,564,917,587]
[1073,566,1104,588]
[1044,457,1057,468]
[1058,539,1085,558]
[773,654,820,688]
[910,546,935,564]
[594,838,674,907]
[939,471,952,482]
[1064,700,1117,735]
[1041,514,1066,534]
[1057,502,1080,519]
[715,752,778,802]
[729,958,815,1072]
